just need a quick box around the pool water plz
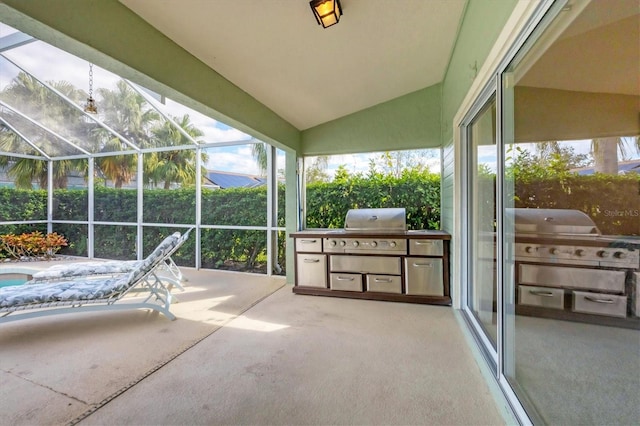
[0,273,31,288]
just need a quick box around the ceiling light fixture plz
[84,63,98,114]
[310,0,342,29]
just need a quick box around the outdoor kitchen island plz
[291,228,451,306]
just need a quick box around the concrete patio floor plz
[1,266,508,425]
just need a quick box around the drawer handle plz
[300,239,317,243]
[374,278,392,283]
[415,241,434,245]
[529,290,555,297]
[584,295,615,304]
[413,263,433,267]
[336,276,354,281]
[303,258,320,263]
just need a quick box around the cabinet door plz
[296,254,327,288]
[404,257,443,296]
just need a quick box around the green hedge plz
[513,174,639,236]
[0,187,46,222]
[0,186,283,273]
[1,173,636,271]
[306,170,441,230]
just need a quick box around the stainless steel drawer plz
[366,274,402,294]
[295,238,323,253]
[296,254,327,288]
[519,264,626,293]
[572,291,627,318]
[330,273,363,292]
[409,239,443,256]
[330,255,401,275]
[518,285,564,310]
[404,258,443,296]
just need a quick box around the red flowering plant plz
[0,231,68,260]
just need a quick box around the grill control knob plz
[597,250,609,258]
[614,251,627,259]
[370,241,378,247]
[390,241,397,247]
[549,248,559,255]
[339,241,346,247]
[329,240,337,247]
[352,241,359,247]
[575,249,586,257]
[525,246,535,253]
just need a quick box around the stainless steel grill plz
[324,208,408,254]
[344,208,406,233]
[512,208,640,323]
[510,208,600,236]
[511,208,638,268]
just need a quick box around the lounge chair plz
[28,228,193,291]
[0,232,182,324]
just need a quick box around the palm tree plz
[591,136,639,175]
[592,138,619,175]
[251,142,268,176]
[0,72,86,189]
[305,155,329,183]
[146,114,207,189]
[92,80,160,188]
[534,138,639,175]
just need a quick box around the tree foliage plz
[0,75,209,190]
[306,168,441,230]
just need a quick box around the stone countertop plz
[290,229,451,240]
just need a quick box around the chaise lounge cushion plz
[0,232,181,310]
[28,232,181,283]
[30,261,139,282]
[0,273,132,308]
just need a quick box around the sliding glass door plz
[461,1,640,424]
[463,94,498,362]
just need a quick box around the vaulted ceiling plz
[119,0,467,130]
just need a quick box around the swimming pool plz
[0,272,33,288]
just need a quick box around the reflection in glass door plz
[466,96,498,352]
[500,1,640,424]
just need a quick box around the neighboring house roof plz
[206,171,266,189]
[571,160,640,175]
[0,165,266,190]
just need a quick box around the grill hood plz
[508,208,600,236]
[344,208,406,233]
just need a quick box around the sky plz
[476,138,640,173]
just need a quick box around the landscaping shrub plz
[0,231,68,259]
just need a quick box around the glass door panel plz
[467,96,498,350]
[501,1,640,424]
